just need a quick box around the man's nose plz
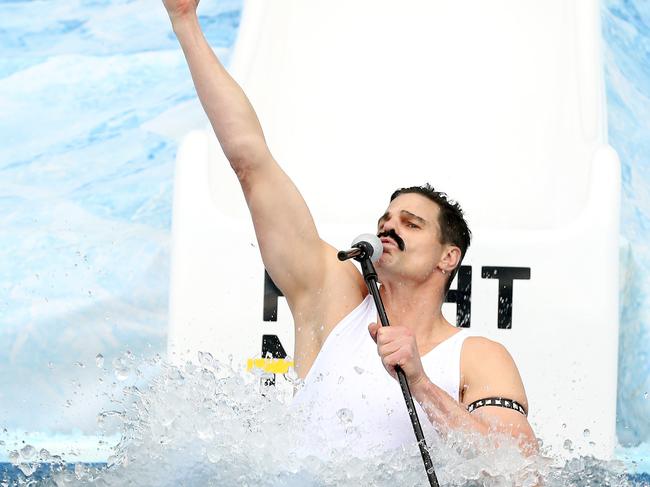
[381,219,397,233]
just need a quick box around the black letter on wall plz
[262,271,288,386]
[262,334,288,359]
[261,334,288,387]
[481,267,531,329]
[263,270,283,321]
[444,265,472,328]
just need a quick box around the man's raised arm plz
[163,1,343,304]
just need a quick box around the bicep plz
[237,154,330,301]
[461,338,528,409]
[461,338,537,451]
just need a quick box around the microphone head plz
[351,234,383,263]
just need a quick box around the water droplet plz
[353,366,364,375]
[561,423,567,429]
[20,445,35,460]
[96,353,104,368]
[563,439,573,451]
[114,367,129,381]
[47,362,54,369]
[336,408,354,424]
[112,355,132,381]
[198,351,216,369]
[8,451,19,464]
[74,361,85,368]
[583,428,590,438]
[644,392,648,400]
[338,376,344,384]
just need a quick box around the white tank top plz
[290,294,471,457]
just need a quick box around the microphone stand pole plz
[355,252,439,487]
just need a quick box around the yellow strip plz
[247,358,294,374]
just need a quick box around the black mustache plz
[377,229,405,251]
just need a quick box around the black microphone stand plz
[339,243,439,487]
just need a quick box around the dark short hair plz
[390,184,471,295]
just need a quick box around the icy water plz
[0,353,643,486]
[1,0,650,484]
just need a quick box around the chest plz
[291,315,465,454]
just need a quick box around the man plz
[163,0,536,455]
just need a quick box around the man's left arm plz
[369,325,537,455]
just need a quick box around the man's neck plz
[379,278,454,353]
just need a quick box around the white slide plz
[168,0,620,459]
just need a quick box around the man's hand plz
[163,0,199,23]
[368,322,428,388]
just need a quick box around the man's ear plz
[440,245,461,273]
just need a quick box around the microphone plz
[337,234,383,263]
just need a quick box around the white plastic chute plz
[168,0,619,458]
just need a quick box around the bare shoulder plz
[462,336,514,367]
[460,336,528,410]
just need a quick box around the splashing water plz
[4,352,635,486]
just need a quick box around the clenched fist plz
[368,322,428,388]
[162,0,200,23]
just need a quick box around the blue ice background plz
[0,0,647,460]
[603,0,650,447]
[0,0,240,438]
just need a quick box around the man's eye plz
[407,223,419,229]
